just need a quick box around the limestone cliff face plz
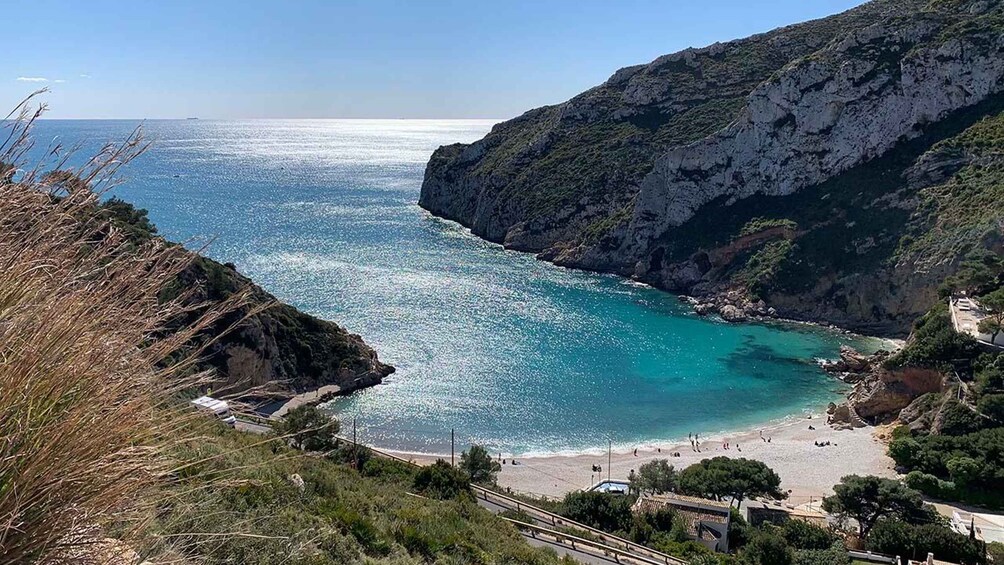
[623,12,1004,258]
[421,0,1004,335]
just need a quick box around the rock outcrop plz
[101,199,394,401]
[421,0,1004,335]
[823,347,946,427]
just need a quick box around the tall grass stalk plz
[0,93,247,564]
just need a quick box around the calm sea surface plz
[30,119,876,456]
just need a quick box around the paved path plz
[949,296,1004,348]
[268,385,342,420]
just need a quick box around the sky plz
[5,0,867,119]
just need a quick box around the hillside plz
[135,419,565,565]
[98,198,394,399]
[421,0,1004,335]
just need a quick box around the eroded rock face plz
[846,366,946,421]
[623,17,1004,260]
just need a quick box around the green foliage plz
[412,460,471,500]
[889,428,1004,508]
[499,508,535,525]
[728,507,751,550]
[940,249,1004,298]
[792,542,851,565]
[978,288,1004,342]
[98,197,158,241]
[458,444,501,486]
[779,519,837,551]
[977,394,1004,422]
[273,405,339,452]
[629,459,678,495]
[938,400,988,436]
[734,239,794,299]
[740,529,794,565]
[558,491,635,534]
[988,541,1004,564]
[867,520,986,565]
[143,421,559,564]
[739,218,798,237]
[885,303,979,369]
[821,475,929,538]
[677,457,784,506]
[976,355,1004,395]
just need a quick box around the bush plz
[868,520,986,565]
[792,541,851,565]
[325,441,373,469]
[741,530,794,565]
[938,400,987,436]
[977,394,1004,422]
[886,304,979,369]
[412,460,471,500]
[889,428,1004,508]
[559,491,635,534]
[988,541,1004,564]
[780,519,837,550]
[273,405,340,452]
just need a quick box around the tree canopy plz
[629,459,678,495]
[821,475,930,538]
[459,444,501,485]
[677,457,784,506]
[978,288,1004,343]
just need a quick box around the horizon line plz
[36,116,507,121]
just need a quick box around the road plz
[234,418,272,435]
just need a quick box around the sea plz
[27,119,879,456]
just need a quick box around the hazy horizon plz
[7,0,867,120]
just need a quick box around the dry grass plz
[0,93,247,564]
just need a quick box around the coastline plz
[387,411,897,502]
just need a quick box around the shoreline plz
[385,410,897,502]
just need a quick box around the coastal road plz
[234,418,272,435]
[474,498,619,563]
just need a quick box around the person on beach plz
[633,448,637,457]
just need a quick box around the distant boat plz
[186,117,199,120]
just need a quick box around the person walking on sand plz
[633,448,637,457]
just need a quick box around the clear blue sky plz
[6,0,866,119]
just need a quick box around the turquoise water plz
[30,119,874,456]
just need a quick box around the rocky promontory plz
[421,0,1004,336]
[823,346,946,429]
[99,198,394,402]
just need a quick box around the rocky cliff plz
[100,199,394,400]
[421,0,1004,335]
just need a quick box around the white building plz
[950,509,1004,544]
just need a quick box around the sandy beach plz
[397,413,896,504]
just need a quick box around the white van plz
[190,395,237,427]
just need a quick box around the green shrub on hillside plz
[890,428,1004,508]
[140,423,560,564]
[412,460,472,500]
[867,520,986,565]
[884,303,979,369]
